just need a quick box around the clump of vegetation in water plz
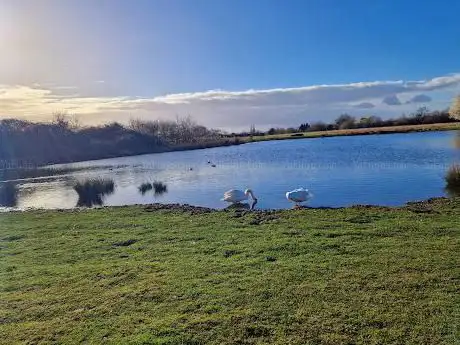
[152,181,168,195]
[138,181,168,196]
[138,182,153,195]
[445,165,460,197]
[0,182,18,207]
[74,178,115,207]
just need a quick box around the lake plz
[2,131,460,210]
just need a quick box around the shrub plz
[445,165,460,197]
[309,122,328,132]
[335,114,356,129]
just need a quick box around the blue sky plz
[1,0,459,130]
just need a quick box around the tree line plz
[0,115,236,167]
[235,106,459,137]
[1,97,459,167]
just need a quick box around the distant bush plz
[309,122,329,132]
[335,114,356,130]
[298,123,310,132]
[258,107,459,136]
[358,116,383,128]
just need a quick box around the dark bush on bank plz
[445,165,460,197]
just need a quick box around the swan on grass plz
[286,188,313,207]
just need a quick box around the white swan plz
[286,188,313,206]
[222,189,257,204]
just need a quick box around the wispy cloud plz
[354,102,375,109]
[1,73,459,130]
[51,85,79,91]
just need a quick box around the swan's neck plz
[246,190,256,200]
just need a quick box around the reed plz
[445,164,460,196]
[138,182,153,195]
[73,178,115,207]
[152,181,168,195]
[0,182,18,207]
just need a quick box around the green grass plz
[1,199,459,344]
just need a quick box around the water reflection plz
[74,178,115,207]
[224,199,258,210]
[0,182,18,207]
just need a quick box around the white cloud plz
[1,73,459,131]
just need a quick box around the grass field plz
[1,199,459,344]
[244,122,460,143]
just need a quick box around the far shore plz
[54,122,460,164]
[244,122,460,143]
[2,122,459,169]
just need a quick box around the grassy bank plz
[1,199,459,344]
[245,122,460,143]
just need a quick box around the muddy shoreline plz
[2,196,457,215]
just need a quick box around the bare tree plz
[52,111,81,131]
[128,116,222,146]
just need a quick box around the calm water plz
[3,131,460,210]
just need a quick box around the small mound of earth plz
[144,203,213,214]
[113,239,138,247]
